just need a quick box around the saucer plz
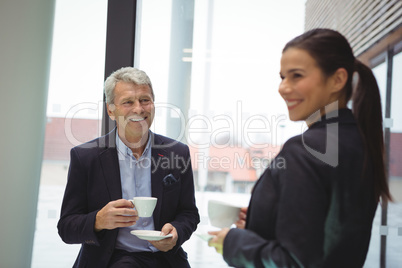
[130,230,173,241]
[195,233,214,242]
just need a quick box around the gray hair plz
[104,67,154,104]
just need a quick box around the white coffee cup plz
[208,200,241,228]
[130,197,157,217]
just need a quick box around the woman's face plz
[279,48,339,124]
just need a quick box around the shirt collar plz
[116,131,152,160]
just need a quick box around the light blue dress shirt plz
[114,132,158,252]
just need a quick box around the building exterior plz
[305,0,402,64]
[189,144,281,193]
[43,117,101,161]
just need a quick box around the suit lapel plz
[99,129,122,201]
[151,133,168,229]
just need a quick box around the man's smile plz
[129,117,147,122]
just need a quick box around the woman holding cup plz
[208,28,392,267]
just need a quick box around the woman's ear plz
[331,67,348,93]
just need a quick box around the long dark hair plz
[283,28,392,202]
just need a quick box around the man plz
[58,67,200,267]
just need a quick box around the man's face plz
[107,81,155,144]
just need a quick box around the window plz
[387,49,402,266]
[32,1,402,267]
[31,0,107,267]
[136,0,305,266]
[366,45,402,268]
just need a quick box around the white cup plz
[208,200,241,228]
[130,197,157,217]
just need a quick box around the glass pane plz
[387,50,402,267]
[367,51,402,268]
[31,0,108,267]
[372,61,387,119]
[136,0,306,267]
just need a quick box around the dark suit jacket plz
[57,130,200,268]
[223,109,377,268]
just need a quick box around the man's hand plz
[149,223,178,252]
[94,199,138,232]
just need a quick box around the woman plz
[208,28,392,268]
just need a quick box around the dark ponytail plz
[353,60,392,202]
[283,28,392,202]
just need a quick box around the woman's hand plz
[235,207,248,229]
[208,228,230,255]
